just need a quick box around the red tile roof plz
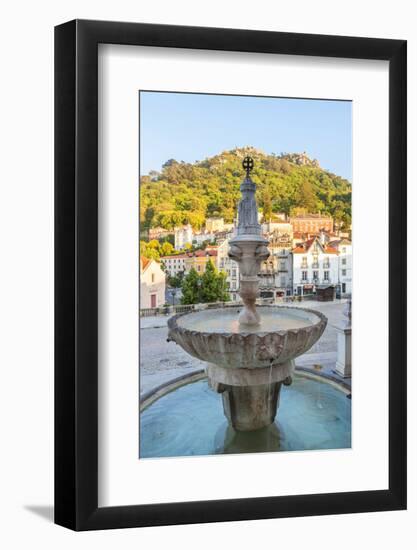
[140,256,151,272]
[188,249,218,257]
[292,237,338,254]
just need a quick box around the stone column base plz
[207,361,294,432]
[334,325,352,378]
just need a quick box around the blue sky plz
[140,91,352,181]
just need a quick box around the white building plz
[192,231,216,247]
[140,257,166,309]
[174,224,193,250]
[160,254,187,278]
[205,217,224,232]
[258,224,293,300]
[329,238,352,296]
[292,236,338,296]
[338,239,352,296]
[261,221,291,235]
[216,239,240,301]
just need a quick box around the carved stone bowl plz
[167,305,327,369]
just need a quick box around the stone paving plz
[140,299,351,395]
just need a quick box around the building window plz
[151,273,155,283]
[342,269,347,276]
[342,258,346,265]
[324,271,329,281]
[313,271,319,281]
[197,265,201,272]
[302,271,308,281]
[342,247,346,253]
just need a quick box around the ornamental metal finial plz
[242,156,254,177]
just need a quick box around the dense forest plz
[140,147,352,233]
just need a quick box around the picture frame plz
[55,19,407,531]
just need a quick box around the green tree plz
[168,271,185,288]
[261,188,273,222]
[161,241,174,256]
[147,239,160,250]
[296,180,317,213]
[200,260,230,303]
[181,268,200,304]
[140,240,161,260]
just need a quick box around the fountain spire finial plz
[228,157,270,325]
[242,156,254,177]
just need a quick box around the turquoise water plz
[139,375,351,458]
[177,307,314,333]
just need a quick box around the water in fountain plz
[139,374,351,458]
[177,306,314,334]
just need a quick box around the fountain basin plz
[168,305,327,369]
[139,373,351,458]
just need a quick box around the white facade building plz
[140,257,166,309]
[160,254,187,277]
[258,224,293,300]
[292,237,338,296]
[337,239,352,296]
[216,239,240,301]
[174,224,193,250]
[192,231,216,247]
[205,217,224,232]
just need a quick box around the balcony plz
[259,280,275,289]
[299,278,332,285]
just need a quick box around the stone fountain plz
[168,157,327,432]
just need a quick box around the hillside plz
[140,147,351,232]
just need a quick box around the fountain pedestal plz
[207,362,294,431]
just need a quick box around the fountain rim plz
[167,304,327,339]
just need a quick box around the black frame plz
[55,19,407,531]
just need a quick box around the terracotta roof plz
[188,249,218,257]
[140,256,151,272]
[160,254,187,260]
[292,237,338,255]
[293,246,306,254]
[290,214,333,220]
